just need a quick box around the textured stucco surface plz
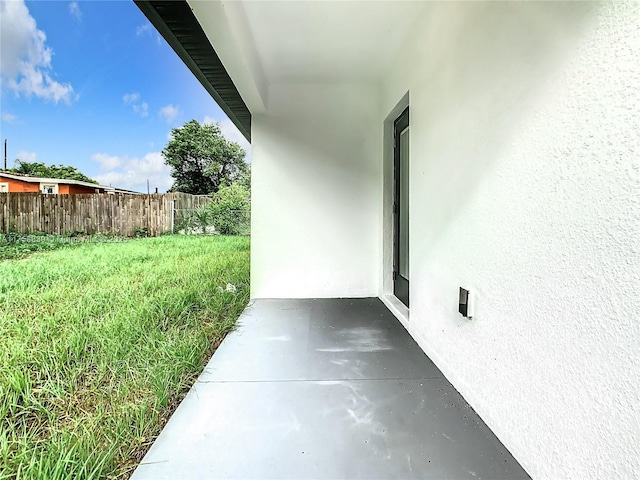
[212,0,640,476]
[382,1,640,478]
[251,83,381,298]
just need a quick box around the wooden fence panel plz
[0,192,212,237]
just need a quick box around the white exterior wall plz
[251,83,381,298]
[381,2,639,479]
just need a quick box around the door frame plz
[393,107,410,307]
[381,92,410,315]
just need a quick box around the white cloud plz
[68,2,81,21]
[122,92,140,104]
[135,23,162,45]
[134,102,148,117]
[0,0,74,104]
[122,93,148,117]
[16,150,37,163]
[159,104,179,124]
[1,112,18,123]
[203,116,252,162]
[135,24,152,37]
[93,151,173,193]
[91,153,122,170]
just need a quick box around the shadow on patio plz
[132,298,529,479]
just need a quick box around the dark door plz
[393,107,409,307]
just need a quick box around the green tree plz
[207,183,250,235]
[163,120,248,195]
[10,160,98,184]
[236,163,251,191]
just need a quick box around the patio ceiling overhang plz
[134,0,252,142]
[135,1,430,143]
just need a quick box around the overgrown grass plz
[0,234,85,261]
[0,235,250,479]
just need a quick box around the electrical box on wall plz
[459,287,474,319]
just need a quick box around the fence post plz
[5,191,9,233]
[171,200,175,234]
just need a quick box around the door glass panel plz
[399,127,409,278]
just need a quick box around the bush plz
[192,206,212,234]
[207,184,250,235]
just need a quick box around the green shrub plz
[192,205,212,234]
[207,184,250,235]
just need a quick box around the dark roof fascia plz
[134,0,251,142]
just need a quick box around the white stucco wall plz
[382,2,639,478]
[251,83,381,298]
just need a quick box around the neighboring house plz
[0,171,114,194]
[111,187,145,195]
[136,2,639,479]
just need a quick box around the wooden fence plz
[0,192,212,237]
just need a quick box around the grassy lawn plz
[0,235,250,479]
[0,234,82,261]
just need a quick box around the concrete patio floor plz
[132,298,530,479]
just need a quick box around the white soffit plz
[188,0,268,113]
[200,1,428,86]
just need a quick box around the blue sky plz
[0,0,250,192]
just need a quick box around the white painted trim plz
[381,294,409,324]
[39,183,58,194]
